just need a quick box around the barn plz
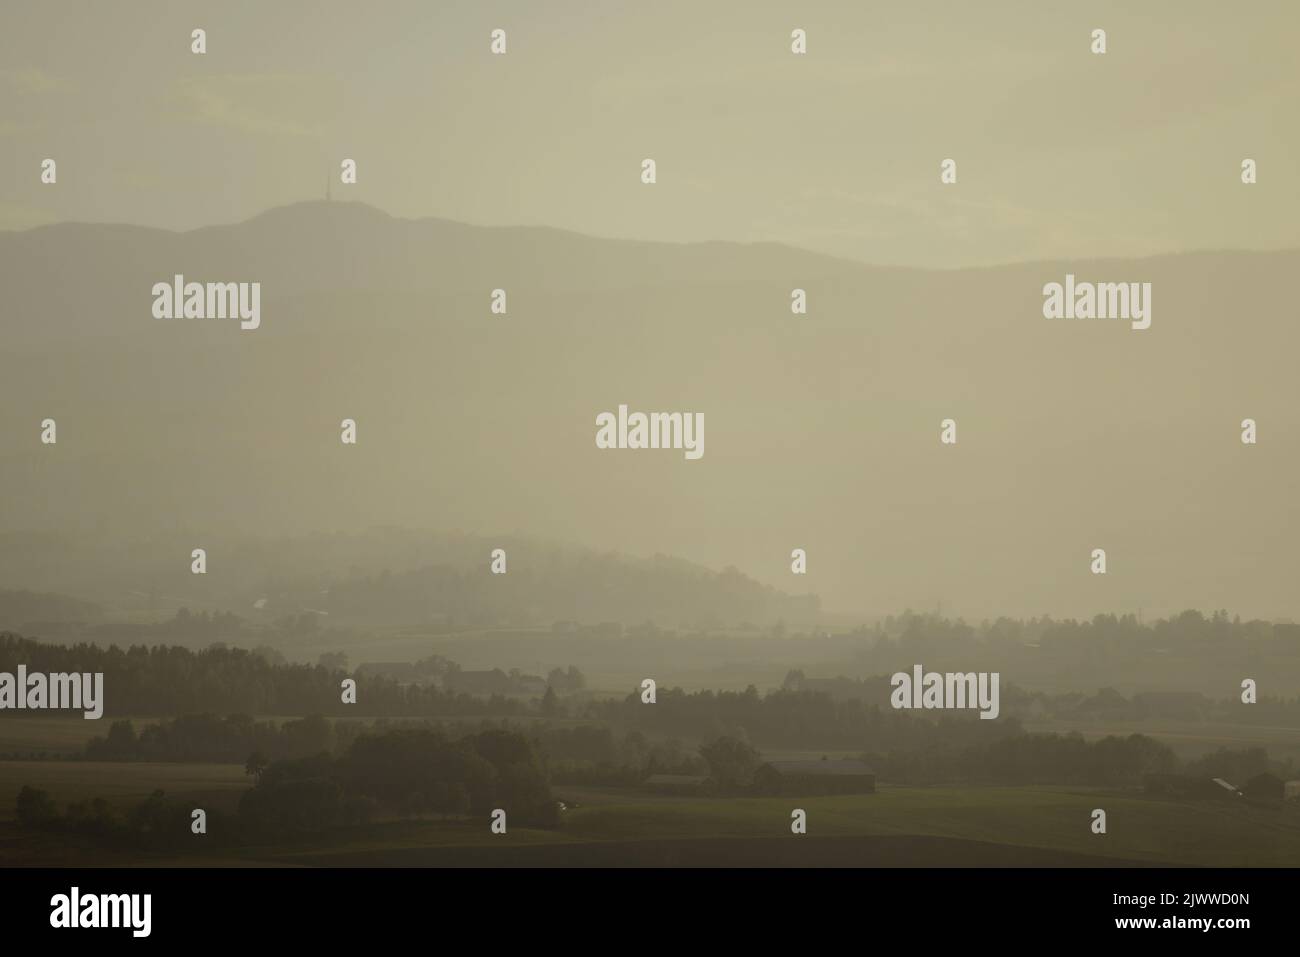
[753,759,875,796]
[643,774,708,796]
[1144,774,1243,800]
[1244,772,1284,801]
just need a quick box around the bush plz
[15,785,58,828]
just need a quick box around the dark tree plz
[245,750,269,782]
[699,736,762,791]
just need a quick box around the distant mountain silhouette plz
[0,527,818,632]
[1,202,1296,620]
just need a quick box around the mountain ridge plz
[0,202,1296,620]
[8,199,1295,275]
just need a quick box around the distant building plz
[1144,774,1240,800]
[515,675,547,696]
[445,669,514,696]
[1244,772,1284,801]
[643,774,708,796]
[1285,780,1300,801]
[1273,623,1300,643]
[444,669,547,697]
[1212,777,1242,797]
[356,662,422,683]
[753,759,875,796]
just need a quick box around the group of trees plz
[871,609,1299,653]
[79,713,713,790]
[84,713,347,764]
[689,732,1282,791]
[840,610,1300,695]
[325,555,820,629]
[539,725,705,785]
[0,632,529,717]
[86,608,248,646]
[1183,746,1271,782]
[778,671,1300,728]
[544,723,1189,792]
[74,702,1296,796]
[20,725,560,850]
[1033,686,1300,727]
[546,665,586,693]
[0,588,101,629]
[240,726,557,833]
[0,632,602,720]
[16,784,228,851]
[587,684,1020,751]
[871,730,1178,786]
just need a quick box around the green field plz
[0,757,253,866]
[0,760,250,822]
[3,721,1299,868]
[0,716,139,757]
[2,757,1297,866]
[244,784,1300,868]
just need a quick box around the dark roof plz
[765,759,873,777]
[356,662,416,674]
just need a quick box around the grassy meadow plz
[3,713,1299,868]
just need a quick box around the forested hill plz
[0,530,821,632]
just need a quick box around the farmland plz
[246,785,1300,867]
[6,760,1296,867]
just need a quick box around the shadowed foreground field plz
[256,786,1300,868]
[286,834,1150,867]
[3,756,1298,868]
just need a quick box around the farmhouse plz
[444,669,514,695]
[1244,772,1284,801]
[753,759,875,796]
[514,675,548,696]
[443,669,547,696]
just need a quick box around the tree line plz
[0,632,526,717]
[17,725,558,852]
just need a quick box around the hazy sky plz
[2,0,1297,266]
